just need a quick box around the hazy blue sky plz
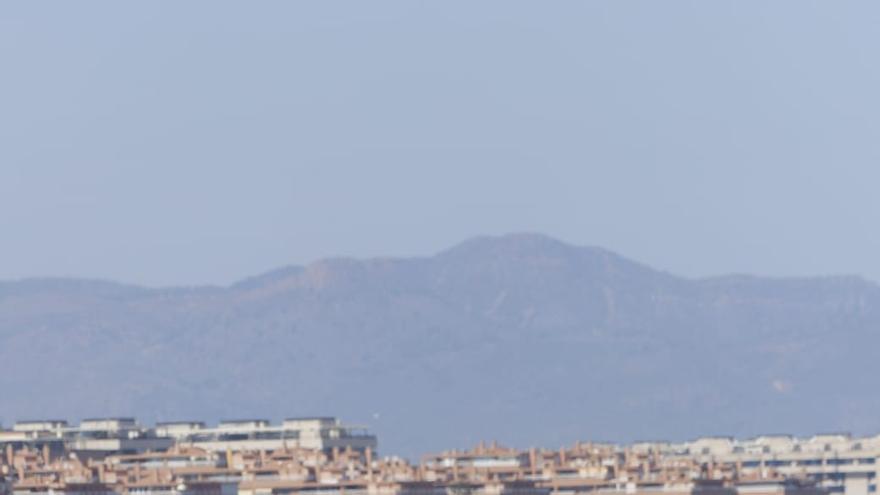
[2,1,879,286]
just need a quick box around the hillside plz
[1,233,878,456]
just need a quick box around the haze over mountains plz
[1,233,878,457]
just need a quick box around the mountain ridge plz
[5,233,876,292]
[1,233,878,457]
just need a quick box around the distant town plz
[0,417,876,495]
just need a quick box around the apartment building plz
[665,435,879,495]
[0,418,375,461]
[0,418,174,459]
[173,418,377,455]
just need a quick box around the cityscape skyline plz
[2,416,877,495]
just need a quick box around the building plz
[0,418,173,461]
[176,419,376,456]
[668,435,879,495]
[63,418,175,459]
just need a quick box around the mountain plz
[1,233,879,457]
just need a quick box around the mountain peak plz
[438,233,581,259]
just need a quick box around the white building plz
[675,435,879,495]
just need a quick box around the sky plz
[2,1,879,287]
